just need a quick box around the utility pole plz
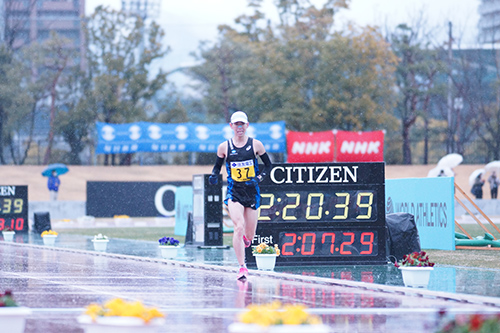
[447,21,454,154]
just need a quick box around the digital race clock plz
[246,162,387,266]
[0,185,28,232]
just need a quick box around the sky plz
[85,0,482,93]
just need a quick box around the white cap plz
[230,111,248,124]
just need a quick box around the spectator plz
[488,171,500,199]
[471,173,485,199]
[47,171,61,201]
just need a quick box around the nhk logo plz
[291,141,331,155]
[340,140,381,154]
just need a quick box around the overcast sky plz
[85,0,482,92]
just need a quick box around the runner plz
[209,111,272,280]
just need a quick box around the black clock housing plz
[246,162,387,266]
[0,185,29,232]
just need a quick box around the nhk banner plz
[335,130,384,162]
[286,129,384,162]
[286,130,335,163]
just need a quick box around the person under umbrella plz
[47,170,61,201]
[471,173,485,199]
[42,163,68,201]
[488,171,500,199]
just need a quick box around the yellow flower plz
[238,302,320,326]
[41,230,58,236]
[84,304,103,320]
[89,298,164,322]
[281,305,309,325]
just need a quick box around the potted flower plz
[252,243,280,271]
[91,234,109,252]
[395,251,435,288]
[2,227,15,242]
[77,298,165,333]
[437,313,500,332]
[158,236,180,259]
[41,230,58,246]
[113,214,132,226]
[0,290,32,333]
[228,301,330,333]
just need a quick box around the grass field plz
[62,223,500,269]
[62,227,234,247]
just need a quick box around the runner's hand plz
[245,176,261,186]
[209,174,218,185]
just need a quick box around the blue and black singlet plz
[224,137,261,209]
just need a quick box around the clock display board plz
[0,185,28,232]
[246,162,387,266]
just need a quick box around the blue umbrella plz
[42,163,69,177]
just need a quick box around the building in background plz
[479,0,500,43]
[0,0,4,42]
[2,0,86,68]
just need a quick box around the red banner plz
[335,130,384,162]
[286,130,335,163]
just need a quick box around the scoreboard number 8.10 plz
[0,186,28,232]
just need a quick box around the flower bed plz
[228,301,329,333]
[395,251,435,288]
[0,290,32,333]
[158,237,180,259]
[78,298,165,333]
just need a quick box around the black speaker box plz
[34,212,51,234]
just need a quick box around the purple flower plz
[159,236,179,246]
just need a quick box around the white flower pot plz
[42,234,57,246]
[2,231,15,242]
[399,266,434,288]
[159,245,179,259]
[92,239,109,252]
[77,315,165,333]
[228,323,330,333]
[0,306,32,333]
[254,254,277,271]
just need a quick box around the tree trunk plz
[43,65,64,165]
[402,124,412,165]
[0,105,5,164]
[423,117,429,165]
[43,83,57,164]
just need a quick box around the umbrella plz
[42,163,69,177]
[427,166,454,177]
[469,168,485,187]
[485,160,500,173]
[437,153,463,168]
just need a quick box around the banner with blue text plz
[95,121,286,154]
[385,177,455,250]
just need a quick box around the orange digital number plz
[282,233,297,256]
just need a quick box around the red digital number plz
[340,232,354,255]
[282,233,297,256]
[360,232,374,254]
[0,218,4,230]
[15,218,24,231]
[322,232,336,254]
[301,232,316,255]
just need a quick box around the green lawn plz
[62,227,234,247]
[61,223,500,269]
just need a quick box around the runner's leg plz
[244,208,259,246]
[228,200,246,266]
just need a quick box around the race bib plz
[230,160,255,182]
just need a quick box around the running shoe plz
[243,235,251,248]
[237,267,249,280]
